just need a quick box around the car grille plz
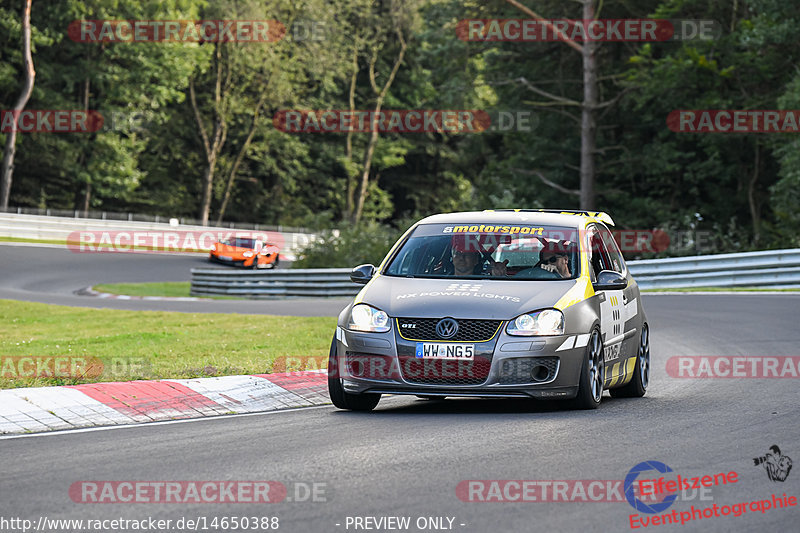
[497,357,559,384]
[398,355,491,386]
[396,318,502,342]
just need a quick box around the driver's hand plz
[541,264,557,273]
[490,259,509,276]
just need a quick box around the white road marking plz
[0,403,333,441]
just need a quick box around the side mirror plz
[593,270,627,291]
[350,264,375,284]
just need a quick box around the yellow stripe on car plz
[554,276,595,311]
[619,357,637,386]
[608,362,622,387]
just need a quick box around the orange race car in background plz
[209,237,280,269]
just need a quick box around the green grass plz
[0,299,335,389]
[642,287,800,292]
[92,281,241,300]
[0,236,68,245]
[94,282,193,298]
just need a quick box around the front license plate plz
[415,343,474,359]
[219,256,232,261]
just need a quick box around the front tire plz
[610,323,649,398]
[327,337,381,411]
[573,328,604,410]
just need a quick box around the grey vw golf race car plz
[328,210,650,410]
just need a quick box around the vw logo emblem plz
[436,318,459,339]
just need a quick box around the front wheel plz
[610,323,649,398]
[573,328,604,410]
[327,337,381,411]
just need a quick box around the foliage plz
[292,220,407,268]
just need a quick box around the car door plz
[587,225,630,387]
[597,223,642,365]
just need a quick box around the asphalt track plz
[0,244,350,316]
[1,244,799,532]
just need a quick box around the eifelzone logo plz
[753,445,793,482]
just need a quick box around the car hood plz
[359,275,577,320]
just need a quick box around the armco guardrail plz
[190,268,360,298]
[0,206,311,233]
[628,249,800,289]
[0,212,316,260]
[190,249,800,298]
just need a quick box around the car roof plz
[415,209,614,228]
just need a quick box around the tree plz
[1,0,204,212]
[504,0,612,210]
[0,0,35,209]
[340,0,421,224]
[189,0,351,225]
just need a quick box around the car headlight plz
[210,244,216,252]
[506,309,564,336]
[243,251,254,258]
[348,304,390,333]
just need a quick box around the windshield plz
[220,238,256,249]
[384,223,580,280]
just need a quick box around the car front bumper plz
[333,326,589,400]
[209,254,254,267]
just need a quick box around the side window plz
[598,225,625,273]
[587,226,612,278]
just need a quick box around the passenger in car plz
[512,241,572,279]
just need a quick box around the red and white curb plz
[0,372,328,435]
[76,286,202,301]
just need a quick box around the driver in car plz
[451,237,508,277]
[539,242,572,278]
